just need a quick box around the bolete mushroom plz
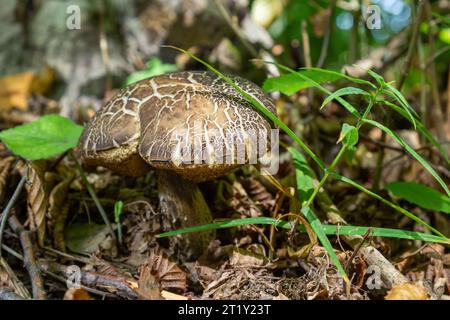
[78,71,276,260]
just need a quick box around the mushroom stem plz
[156,170,214,261]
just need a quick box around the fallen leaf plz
[230,248,267,267]
[139,247,187,294]
[21,161,49,246]
[48,166,75,252]
[137,265,162,300]
[385,283,428,300]
[65,223,112,254]
[0,72,34,111]
[0,66,55,111]
[0,157,14,203]
[63,288,92,300]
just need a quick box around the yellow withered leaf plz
[0,65,55,111]
[385,283,428,300]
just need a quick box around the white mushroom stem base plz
[156,170,215,261]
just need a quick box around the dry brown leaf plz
[63,288,92,300]
[0,263,15,290]
[123,200,159,266]
[0,72,34,111]
[0,156,14,203]
[140,247,187,294]
[385,283,428,300]
[137,265,162,300]
[309,8,331,37]
[89,255,132,279]
[20,161,49,246]
[48,167,75,252]
[230,248,267,267]
[243,177,275,209]
[230,180,261,218]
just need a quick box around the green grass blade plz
[289,147,315,203]
[290,146,348,281]
[381,87,417,128]
[156,217,450,244]
[321,87,370,110]
[378,99,450,165]
[301,67,377,89]
[363,119,450,197]
[331,173,448,238]
[301,207,349,281]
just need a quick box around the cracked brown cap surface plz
[79,71,276,182]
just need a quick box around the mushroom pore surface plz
[79,71,276,182]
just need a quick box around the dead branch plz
[38,260,138,299]
[8,215,46,300]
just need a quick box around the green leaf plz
[382,85,417,128]
[366,69,386,86]
[65,223,112,254]
[338,123,359,147]
[363,119,450,197]
[321,87,370,110]
[156,216,450,244]
[125,57,177,86]
[386,182,450,214]
[263,68,377,96]
[289,147,315,204]
[262,61,362,117]
[0,114,83,160]
[263,70,342,95]
[114,200,124,245]
[331,173,446,237]
[114,200,124,223]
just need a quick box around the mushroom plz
[78,71,276,260]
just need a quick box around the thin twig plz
[344,228,373,273]
[316,0,336,68]
[2,244,113,298]
[43,246,91,264]
[0,173,27,257]
[213,0,258,58]
[8,215,46,300]
[39,260,138,299]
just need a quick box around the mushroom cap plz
[79,71,276,182]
